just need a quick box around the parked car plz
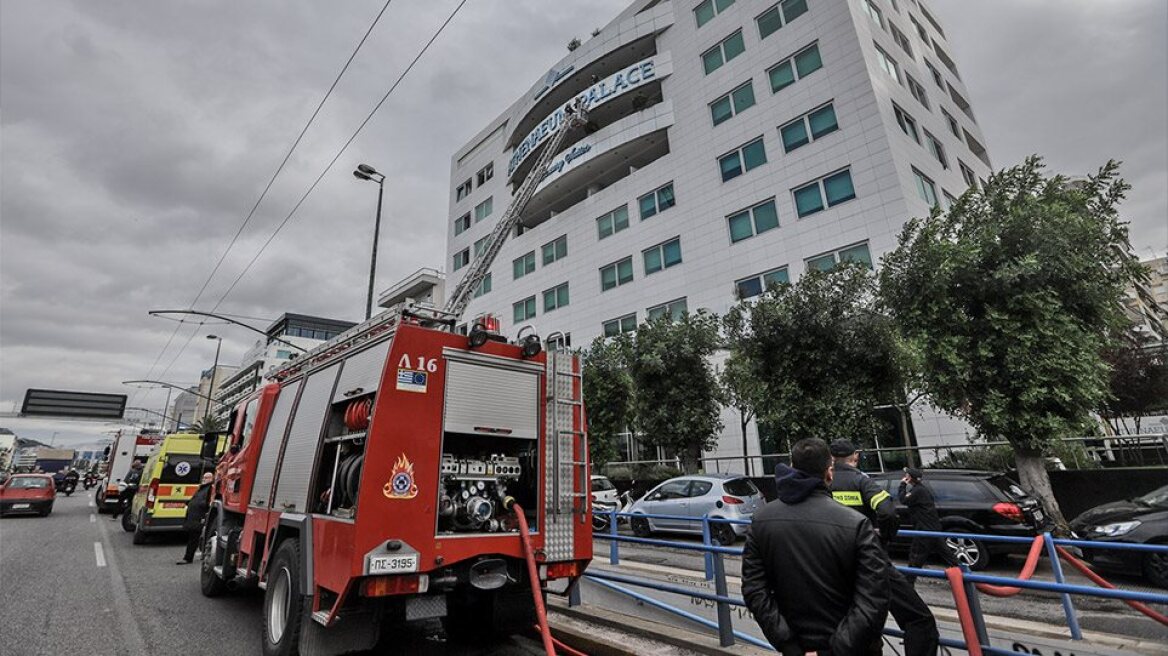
[591,475,619,510]
[0,474,56,517]
[628,474,764,545]
[1070,484,1168,589]
[870,470,1047,570]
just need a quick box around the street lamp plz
[353,163,386,321]
[205,334,223,423]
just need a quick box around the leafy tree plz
[189,414,226,434]
[720,349,764,475]
[724,264,905,449]
[879,157,1143,530]
[582,335,635,467]
[1099,342,1168,434]
[628,311,724,473]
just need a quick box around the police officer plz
[828,439,940,656]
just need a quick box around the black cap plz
[829,439,857,457]
[905,467,923,480]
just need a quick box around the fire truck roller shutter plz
[330,338,391,404]
[250,379,302,508]
[273,363,341,513]
[443,357,541,439]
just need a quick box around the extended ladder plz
[545,349,588,538]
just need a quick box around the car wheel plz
[131,511,149,545]
[631,515,652,538]
[201,522,228,598]
[121,509,135,533]
[945,533,990,571]
[95,490,107,514]
[712,522,736,546]
[592,513,610,532]
[262,540,306,656]
[1144,549,1168,589]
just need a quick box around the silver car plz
[628,474,764,545]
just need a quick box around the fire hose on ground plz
[508,499,588,656]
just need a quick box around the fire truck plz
[199,103,592,656]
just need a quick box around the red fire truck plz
[199,102,593,656]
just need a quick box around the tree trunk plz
[740,413,751,477]
[1014,451,1068,533]
[681,444,702,474]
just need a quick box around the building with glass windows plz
[445,0,993,466]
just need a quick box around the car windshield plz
[987,475,1030,501]
[1136,485,1168,508]
[591,477,615,492]
[722,478,758,497]
[7,477,49,489]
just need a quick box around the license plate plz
[12,503,30,509]
[163,502,186,509]
[369,553,418,575]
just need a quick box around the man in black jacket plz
[110,460,144,520]
[177,472,214,565]
[899,467,958,584]
[830,440,941,656]
[743,438,889,655]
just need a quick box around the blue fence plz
[582,508,1168,654]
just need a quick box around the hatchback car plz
[871,470,1047,570]
[628,474,764,545]
[1070,484,1168,589]
[0,474,56,517]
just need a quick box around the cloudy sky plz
[2,0,1165,446]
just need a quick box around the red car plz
[0,474,56,517]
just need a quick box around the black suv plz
[1070,484,1168,589]
[870,470,1048,570]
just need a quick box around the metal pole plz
[1043,531,1083,640]
[365,177,384,320]
[204,338,222,423]
[161,387,173,433]
[711,549,734,647]
[702,514,714,581]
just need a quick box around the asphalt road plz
[0,493,560,656]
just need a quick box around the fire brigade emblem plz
[384,453,418,499]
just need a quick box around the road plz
[0,493,559,656]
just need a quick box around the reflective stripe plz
[832,491,863,506]
[869,490,891,510]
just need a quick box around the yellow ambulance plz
[122,433,226,544]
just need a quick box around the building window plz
[473,273,492,298]
[455,179,472,201]
[719,137,767,182]
[600,257,634,291]
[474,196,493,222]
[862,0,884,29]
[925,131,948,169]
[948,82,973,118]
[710,80,756,126]
[542,282,570,312]
[475,162,493,186]
[964,130,992,167]
[942,108,962,140]
[694,0,734,27]
[453,248,470,271]
[276,349,292,359]
[454,213,471,236]
[603,313,637,337]
[473,236,489,258]
[925,60,944,89]
[911,15,929,41]
[756,0,808,41]
[597,205,630,239]
[727,199,780,243]
[906,74,929,109]
[547,333,571,351]
[890,24,913,57]
[893,103,920,143]
[942,190,958,209]
[768,42,822,93]
[780,102,838,153]
[935,43,959,78]
[920,4,946,38]
[647,298,688,322]
[912,168,939,207]
[874,44,900,83]
[793,168,856,218]
[639,183,676,220]
[513,296,536,323]
[959,159,978,189]
[806,242,873,271]
[735,267,789,299]
[701,29,746,75]
[643,237,683,275]
[512,251,536,279]
[542,235,567,265]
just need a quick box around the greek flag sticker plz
[396,369,427,393]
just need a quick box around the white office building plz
[445,0,993,467]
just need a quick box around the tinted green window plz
[757,6,783,39]
[644,248,662,274]
[710,96,734,126]
[639,193,658,219]
[763,268,789,286]
[617,258,633,283]
[838,243,872,268]
[794,44,822,76]
[719,152,743,182]
[742,139,767,170]
[663,239,682,267]
[723,31,745,61]
[542,236,567,265]
[769,60,795,92]
[657,184,675,210]
[806,254,835,271]
[513,252,535,279]
[794,183,824,217]
[694,0,715,26]
[728,211,753,242]
[782,0,808,22]
[543,284,569,311]
[731,83,755,112]
[513,297,535,322]
[752,200,779,233]
[824,170,855,205]
[736,277,763,298]
[781,120,809,152]
[601,266,617,290]
[808,105,838,138]
[702,48,724,75]
[715,0,735,10]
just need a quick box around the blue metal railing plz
[583,507,1168,653]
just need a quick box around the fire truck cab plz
[200,312,590,656]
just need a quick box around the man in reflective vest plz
[829,439,940,656]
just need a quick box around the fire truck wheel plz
[263,540,306,656]
[200,524,227,598]
[131,511,149,545]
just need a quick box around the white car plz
[628,474,764,545]
[590,475,619,510]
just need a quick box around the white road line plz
[94,541,106,567]
[88,498,95,507]
[90,514,96,523]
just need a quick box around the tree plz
[724,264,905,450]
[628,311,723,473]
[189,415,226,434]
[879,157,1144,530]
[1099,342,1168,434]
[720,349,764,475]
[582,335,635,467]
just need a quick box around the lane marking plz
[94,541,106,567]
[88,499,95,507]
[95,509,149,653]
[90,514,96,523]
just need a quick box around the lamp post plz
[205,334,223,423]
[353,163,386,320]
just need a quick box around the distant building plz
[194,364,238,423]
[170,388,199,431]
[378,267,446,310]
[1122,256,1168,345]
[0,429,16,471]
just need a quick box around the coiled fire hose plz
[944,567,984,656]
[974,535,1045,597]
[507,499,588,656]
